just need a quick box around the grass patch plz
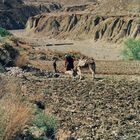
[32,112,57,139]
[0,27,12,37]
[0,78,32,140]
[122,38,140,60]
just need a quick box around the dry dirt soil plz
[6,30,140,140]
[1,74,139,140]
[11,30,123,60]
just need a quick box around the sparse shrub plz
[16,53,28,67]
[0,98,32,140]
[4,43,19,59]
[0,27,12,37]
[122,38,140,60]
[0,78,32,140]
[0,36,5,43]
[32,112,57,139]
[0,43,19,67]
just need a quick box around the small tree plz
[122,38,140,60]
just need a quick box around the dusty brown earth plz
[1,0,140,139]
[0,34,140,140]
[10,30,122,60]
[9,30,140,76]
[38,78,140,139]
[1,74,139,140]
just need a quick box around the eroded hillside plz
[26,12,140,42]
[0,0,62,29]
[25,0,140,42]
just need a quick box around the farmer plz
[52,58,58,73]
[65,54,74,71]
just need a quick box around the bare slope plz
[23,0,140,13]
[94,0,140,15]
[25,0,140,41]
[26,12,140,42]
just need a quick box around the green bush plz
[122,38,140,60]
[0,27,12,37]
[32,112,57,139]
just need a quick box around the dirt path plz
[10,30,123,60]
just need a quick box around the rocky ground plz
[0,36,140,139]
[1,70,140,139]
[1,0,140,139]
[38,78,140,139]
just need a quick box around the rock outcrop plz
[0,43,19,68]
[0,0,62,29]
[26,13,140,42]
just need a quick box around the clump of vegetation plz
[122,38,140,60]
[16,53,28,67]
[123,135,140,140]
[0,77,57,140]
[0,43,20,67]
[0,79,32,140]
[0,27,12,37]
[32,112,57,139]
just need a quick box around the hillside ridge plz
[26,11,140,42]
